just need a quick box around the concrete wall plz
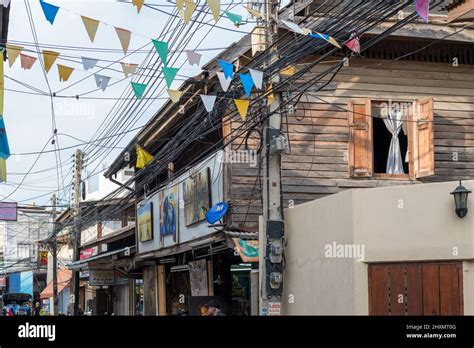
[282,180,474,315]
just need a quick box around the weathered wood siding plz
[228,58,474,228]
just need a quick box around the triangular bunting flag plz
[40,0,59,25]
[207,0,220,21]
[81,16,100,43]
[162,67,179,88]
[345,32,360,53]
[0,51,3,115]
[245,6,264,18]
[218,60,234,80]
[131,82,147,99]
[57,64,74,82]
[0,117,11,159]
[166,89,182,103]
[81,57,98,70]
[234,99,250,121]
[1,0,10,8]
[266,84,274,105]
[279,65,296,76]
[416,0,430,22]
[216,72,231,92]
[200,95,217,112]
[94,74,111,91]
[42,50,59,73]
[240,73,254,97]
[249,68,263,89]
[183,1,197,23]
[152,39,168,66]
[281,19,304,35]
[176,0,184,13]
[20,54,37,70]
[0,159,6,183]
[6,44,22,67]
[185,50,201,66]
[115,27,132,55]
[224,11,242,26]
[310,33,341,49]
[132,0,145,13]
[301,28,312,35]
[120,62,138,77]
[136,145,153,169]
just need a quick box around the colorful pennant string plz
[185,50,202,66]
[239,73,254,97]
[167,89,182,103]
[249,69,263,89]
[162,67,179,88]
[81,57,99,70]
[6,45,22,67]
[57,64,74,82]
[216,71,232,92]
[152,39,169,66]
[121,63,138,77]
[42,50,59,73]
[81,16,100,43]
[218,60,234,79]
[200,95,217,112]
[40,0,60,25]
[95,74,111,91]
[20,54,37,70]
[115,27,132,55]
[234,99,250,121]
[131,82,147,99]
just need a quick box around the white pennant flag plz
[185,50,202,66]
[1,0,11,8]
[281,19,304,35]
[82,57,99,70]
[249,69,263,89]
[94,74,111,91]
[216,71,231,92]
[200,95,217,112]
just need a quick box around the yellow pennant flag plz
[42,50,59,73]
[234,99,250,121]
[245,6,264,18]
[176,0,184,12]
[132,0,145,13]
[57,64,74,82]
[166,89,182,103]
[81,16,100,43]
[183,1,197,23]
[279,65,296,76]
[265,83,274,105]
[0,159,6,183]
[6,44,22,67]
[115,27,132,55]
[136,145,153,169]
[208,0,220,21]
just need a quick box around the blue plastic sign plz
[206,202,228,224]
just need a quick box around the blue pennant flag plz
[40,0,60,25]
[218,60,234,80]
[240,73,254,97]
[0,117,11,159]
[310,33,328,41]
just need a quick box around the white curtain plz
[383,109,404,174]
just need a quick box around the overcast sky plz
[1,0,252,206]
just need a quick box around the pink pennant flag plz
[345,32,360,53]
[415,0,429,22]
[20,53,37,70]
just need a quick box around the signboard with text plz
[89,270,114,286]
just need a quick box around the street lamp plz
[450,180,471,219]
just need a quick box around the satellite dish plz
[206,202,229,224]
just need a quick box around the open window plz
[348,98,434,179]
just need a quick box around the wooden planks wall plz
[228,57,474,228]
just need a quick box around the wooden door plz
[368,262,463,315]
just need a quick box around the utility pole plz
[70,149,83,315]
[51,194,58,315]
[260,0,285,316]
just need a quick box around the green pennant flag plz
[152,39,168,66]
[162,67,179,88]
[131,82,147,99]
[224,11,242,26]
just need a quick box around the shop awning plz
[80,224,135,250]
[39,269,72,299]
[67,246,136,270]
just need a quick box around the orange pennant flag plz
[81,16,100,43]
[20,54,37,70]
[42,50,59,73]
[57,64,74,82]
[279,65,296,76]
[115,27,132,55]
[6,44,22,67]
[234,99,250,121]
[132,0,145,13]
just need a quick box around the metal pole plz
[51,194,58,315]
[260,0,284,316]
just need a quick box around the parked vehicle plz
[2,293,32,316]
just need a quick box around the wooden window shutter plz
[348,99,373,177]
[410,97,434,178]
